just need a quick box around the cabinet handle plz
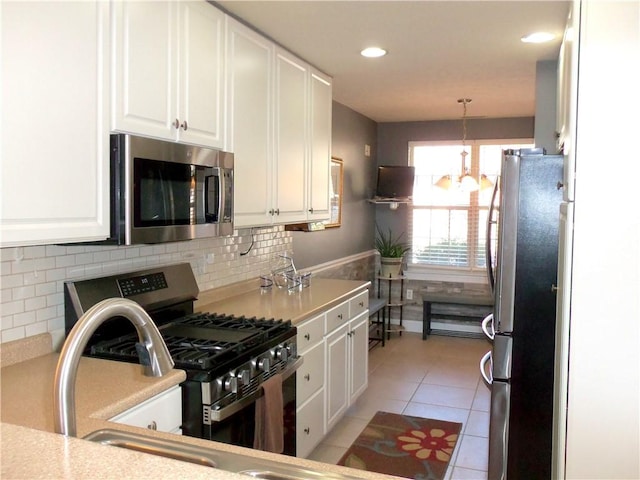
[359,301,364,307]
[308,207,314,213]
[147,420,157,431]
[337,314,342,320]
[304,373,310,381]
[173,119,180,129]
[180,120,188,131]
[275,208,280,215]
[304,427,310,434]
[304,333,310,340]
[269,209,275,215]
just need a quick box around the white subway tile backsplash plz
[1,226,291,344]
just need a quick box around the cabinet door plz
[110,386,182,434]
[325,323,349,432]
[308,70,332,221]
[349,312,369,403]
[178,1,225,149]
[297,340,325,406]
[274,49,308,224]
[112,1,177,140]
[227,17,274,227]
[1,1,110,246]
[296,387,325,458]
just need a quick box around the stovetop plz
[89,312,295,374]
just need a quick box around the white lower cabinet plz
[295,313,325,457]
[110,385,182,435]
[296,387,325,458]
[295,290,369,456]
[325,310,369,432]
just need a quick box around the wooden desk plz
[422,295,493,340]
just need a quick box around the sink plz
[84,429,217,468]
[84,429,361,480]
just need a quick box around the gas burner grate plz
[89,313,294,372]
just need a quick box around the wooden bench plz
[422,295,493,340]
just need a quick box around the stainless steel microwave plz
[107,134,233,245]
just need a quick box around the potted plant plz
[375,225,410,278]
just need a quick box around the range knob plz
[237,369,250,386]
[256,357,271,373]
[275,346,288,362]
[223,375,239,393]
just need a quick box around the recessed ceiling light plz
[360,47,387,58]
[521,32,556,44]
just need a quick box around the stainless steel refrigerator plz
[480,148,563,479]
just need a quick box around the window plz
[408,140,533,273]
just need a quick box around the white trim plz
[304,250,376,274]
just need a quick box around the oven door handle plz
[207,356,304,423]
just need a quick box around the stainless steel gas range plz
[64,263,300,456]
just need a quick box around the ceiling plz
[215,1,570,123]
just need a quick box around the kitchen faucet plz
[53,298,174,437]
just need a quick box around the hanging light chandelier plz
[435,98,493,192]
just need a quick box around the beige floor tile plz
[471,382,491,412]
[321,416,369,449]
[305,443,348,464]
[464,410,489,437]
[411,383,476,410]
[366,376,420,401]
[402,402,470,425]
[450,466,489,480]
[422,368,480,389]
[345,393,407,420]
[370,360,429,383]
[454,435,489,472]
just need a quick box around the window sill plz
[404,266,488,285]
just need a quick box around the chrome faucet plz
[53,298,174,436]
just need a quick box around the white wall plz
[565,1,640,478]
[0,227,292,348]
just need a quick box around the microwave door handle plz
[204,167,222,222]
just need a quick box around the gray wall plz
[375,117,535,242]
[291,102,378,269]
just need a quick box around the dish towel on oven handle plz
[253,373,284,453]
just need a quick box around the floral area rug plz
[337,411,462,480]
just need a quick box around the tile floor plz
[307,331,491,480]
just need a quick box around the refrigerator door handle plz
[480,350,493,386]
[485,177,500,293]
[481,313,495,340]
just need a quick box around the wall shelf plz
[368,198,412,210]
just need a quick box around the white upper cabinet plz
[0,1,110,247]
[273,48,309,225]
[556,0,580,202]
[229,26,333,228]
[112,0,225,149]
[226,17,274,227]
[308,70,332,221]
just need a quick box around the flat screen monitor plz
[375,166,415,199]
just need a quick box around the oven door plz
[182,370,297,457]
[182,355,302,456]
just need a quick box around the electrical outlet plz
[364,144,371,157]
[406,289,413,300]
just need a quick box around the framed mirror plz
[326,157,343,228]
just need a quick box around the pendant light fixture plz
[435,98,493,193]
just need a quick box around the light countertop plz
[196,277,371,323]
[0,278,402,480]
